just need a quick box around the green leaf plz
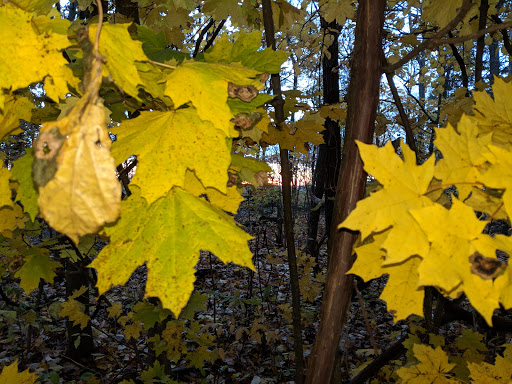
[132,300,172,329]
[11,149,39,221]
[90,186,254,317]
[135,24,188,63]
[15,248,60,293]
[204,31,290,73]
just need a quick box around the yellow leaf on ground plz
[397,344,457,384]
[111,109,231,204]
[0,360,38,384]
[90,186,254,317]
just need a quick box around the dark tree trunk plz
[65,257,94,361]
[262,1,305,382]
[475,0,489,84]
[305,1,385,382]
[305,18,341,260]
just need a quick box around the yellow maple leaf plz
[184,170,244,214]
[381,256,424,321]
[464,187,508,220]
[0,360,38,384]
[397,344,457,384]
[59,299,90,330]
[34,33,121,244]
[263,116,325,155]
[89,23,148,100]
[434,116,492,199]
[90,186,254,317]
[348,232,387,282]
[479,145,512,219]
[339,140,435,264]
[422,0,464,29]
[0,168,13,208]
[111,109,231,204]
[470,77,512,149]
[410,199,509,324]
[164,61,263,135]
[0,5,78,109]
[0,95,33,139]
[0,204,26,238]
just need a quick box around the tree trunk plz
[262,1,304,382]
[305,1,385,382]
[306,18,341,260]
[475,0,489,84]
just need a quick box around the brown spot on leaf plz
[469,252,506,280]
[227,82,258,102]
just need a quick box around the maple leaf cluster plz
[0,3,301,318]
[341,78,512,325]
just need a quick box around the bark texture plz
[305,1,386,382]
[306,18,341,259]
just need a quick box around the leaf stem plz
[489,202,504,221]
[147,60,176,69]
[94,0,103,57]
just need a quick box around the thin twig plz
[193,18,214,57]
[489,202,504,221]
[438,20,512,45]
[383,0,473,73]
[353,280,379,356]
[424,181,485,194]
[203,19,226,52]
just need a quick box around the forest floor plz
[0,207,449,383]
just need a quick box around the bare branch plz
[383,0,473,73]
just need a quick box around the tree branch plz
[491,14,512,56]
[385,70,419,160]
[203,19,226,52]
[447,32,469,90]
[438,20,512,45]
[383,0,473,73]
[192,18,214,58]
